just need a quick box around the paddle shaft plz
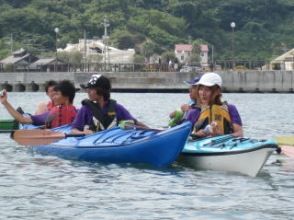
[124,124,163,132]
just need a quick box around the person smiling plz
[0,80,77,128]
[35,80,58,115]
[185,72,243,137]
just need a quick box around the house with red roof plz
[174,44,193,65]
[174,44,209,67]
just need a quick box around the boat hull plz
[0,119,19,133]
[32,122,192,167]
[179,136,278,176]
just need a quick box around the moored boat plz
[178,135,278,177]
[31,121,192,167]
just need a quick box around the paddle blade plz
[11,129,66,146]
[275,136,294,146]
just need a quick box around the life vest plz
[47,101,54,111]
[48,105,77,128]
[82,99,117,131]
[194,104,233,134]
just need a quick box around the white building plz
[174,44,193,64]
[58,39,135,64]
[174,44,209,66]
[199,44,209,67]
[269,48,294,70]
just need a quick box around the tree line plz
[0,0,293,62]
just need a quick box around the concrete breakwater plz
[0,71,293,93]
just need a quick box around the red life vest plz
[47,101,54,111]
[49,105,77,128]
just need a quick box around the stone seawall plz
[0,71,293,93]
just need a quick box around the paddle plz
[275,136,294,146]
[275,135,294,157]
[11,129,85,146]
[119,120,163,132]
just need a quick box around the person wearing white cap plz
[185,72,243,137]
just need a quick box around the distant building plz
[175,44,193,64]
[199,44,209,67]
[58,39,135,64]
[269,48,294,70]
[0,48,38,71]
[29,58,67,72]
[174,44,209,67]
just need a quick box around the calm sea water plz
[0,92,293,220]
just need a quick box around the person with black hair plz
[185,72,243,137]
[35,80,58,114]
[72,74,147,134]
[0,80,77,128]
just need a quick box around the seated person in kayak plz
[0,80,77,128]
[71,74,147,134]
[185,72,243,137]
[168,75,201,127]
[35,80,58,114]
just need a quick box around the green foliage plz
[133,54,145,64]
[58,51,83,66]
[0,0,293,61]
[142,41,157,58]
[161,51,176,63]
[111,30,136,49]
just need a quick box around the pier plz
[0,71,293,93]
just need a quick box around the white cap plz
[195,72,222,87]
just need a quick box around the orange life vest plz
[194,104,233,134]
[49,105,77,128]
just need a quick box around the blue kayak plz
[179,135,278,176]
[32,121,192,167]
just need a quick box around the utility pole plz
[102,16,110,70]
[83,29,87,71]
[54,27,59,72]
[211,44,214,71]
[10,33,13,54]
[230,22,236,69]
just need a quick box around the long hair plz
[195,85,223,106]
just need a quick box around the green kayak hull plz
[0,119,19,132]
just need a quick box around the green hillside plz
[0,0,293,61]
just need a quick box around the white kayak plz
[178,135,278,177]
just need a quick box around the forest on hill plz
[0,0,293,62]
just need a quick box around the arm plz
[35,101,48,115]
[0,90,33,124]
[231,123,243,137]
[71,128,93,135]
[116,103,149,128]
[228,104,243,137]
[180,104,191,112]
[71,106,94,134]
[135,120,149,129]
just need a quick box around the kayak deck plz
[183,135,278,155]
[32,122,192,167]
